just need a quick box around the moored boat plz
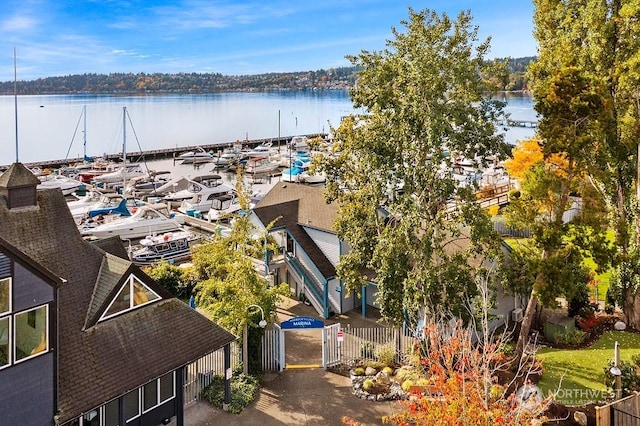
[129,230,200,265]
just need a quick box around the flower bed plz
[349,365,409,401]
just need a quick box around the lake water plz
[0,91,535,166]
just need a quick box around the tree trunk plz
[624,290,640,330]
[514,294,538,366]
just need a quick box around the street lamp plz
[243,304,267,374]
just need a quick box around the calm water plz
[0,91,535,166]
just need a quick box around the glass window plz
[159,373,175,403]
[102,276,160,320]
[124,389,139,421]
[104,399,119,426]
[15,305,47,361]
[104,284,131,318]
[0,278,10,315]
[83,409,100,426]
[0,317,9,367]
[143,380,158,412]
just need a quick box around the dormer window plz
[101,275,160,321]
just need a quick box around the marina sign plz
[280,316,324,329]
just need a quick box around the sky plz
[0,1,537,82]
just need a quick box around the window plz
[104,399,119,426]
[101,275,160,320]
[0,317,9,368]
[82,409,100,426]
[0,278,10,315]
[159,372,175,403]
[14,305,48,362]
[124,389,140,421]
[143,380,158,412]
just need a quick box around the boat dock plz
[8,133,325,171]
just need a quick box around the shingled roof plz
[253,182,338,278]
[0,163,236,424]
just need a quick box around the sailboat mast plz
[13,47,19,163]
[122,106,127,189]
[82,105,87,161]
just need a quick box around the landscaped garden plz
[537,330,640,406]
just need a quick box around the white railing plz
[339,325,414,366]
[183,341,241,405]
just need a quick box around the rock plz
[375,371,391,385]
[365,366,377,376]
[573,411,587,426]
[614,321,627,331]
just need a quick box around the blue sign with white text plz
[281,316,324,329]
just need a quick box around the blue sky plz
[0,1,536,82]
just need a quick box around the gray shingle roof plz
[0,164,236,424]
[253,182,338,278]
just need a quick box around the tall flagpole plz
[13,47,19,163]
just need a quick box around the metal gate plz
[261,324,281,372]
[323,323,341,368]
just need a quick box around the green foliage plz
[190,171,290,336]
[353,367,365,376]
[200,372,260,414]
[568,283,593,318]
[143,261,195,300]
[603,360,640,398]
[322,7,506,327]
[375,344,396,367]
[362,379,375,391]
[382,366,394,375]
[359,342,375,359]
[553,329,586,346]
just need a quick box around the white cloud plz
[1,15,38,32]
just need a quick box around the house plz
[250,181,522,330]
[250,181,378,319]
[0,162,236,426]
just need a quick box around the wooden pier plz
[497,119,537,128]
[8,133,325,171]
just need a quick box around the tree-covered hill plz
[0,58,534,95]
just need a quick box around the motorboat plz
[93,163,146,185]
[281,158,310,182]
[204,193,241,222]
[162,174,235,214]
[37,174,85,195]
[245,141,276,158]
[129,230,200,266]
[244,156,280,176]
[80,203,183,240]
[177,147,214,164]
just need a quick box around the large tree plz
[321,8,507,328]
[530,0,640,328]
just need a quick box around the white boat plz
[244,156,280,176]
[246,141,276,158]
[163,174,235,214]
[37,174,84,195]
[70,193,134,224]
[204,193,241,222]
[178,147,214,164]
[281,158,310,182]
[299,169,326,184]
[93,163,146,185]
[129,230,199,266]
[80,203,183,240]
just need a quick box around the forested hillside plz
[0,58,533,95]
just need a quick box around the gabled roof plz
[0,162,40,188]
[253,182,338,278]
[0,165,236,424]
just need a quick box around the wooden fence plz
[596,392,640,426]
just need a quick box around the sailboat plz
[93,107,147,188]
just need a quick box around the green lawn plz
[536,331,640,405]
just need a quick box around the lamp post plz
[243,304,267,375]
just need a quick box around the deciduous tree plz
[321,7,507,328]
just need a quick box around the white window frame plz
[142,372,176,414]
[13,304,49,364]
[100,275,161,321]
[124,388,141,422]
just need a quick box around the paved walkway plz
[177,298,402,425]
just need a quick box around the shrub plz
[362,379,375,391]
[360,341,375,359]
[604,304,615,315]
[375,344,396,367]
[401,379,414,392]
[554,329,586,346]
[200,372,259,414]
[603,359,640,397]
[382,366,394,375]
[577,315,600,333]
[568,285,592,318]
[353,367,365,376]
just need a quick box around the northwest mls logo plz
[549,388,610,405]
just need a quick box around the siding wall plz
[303,227,340,266]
